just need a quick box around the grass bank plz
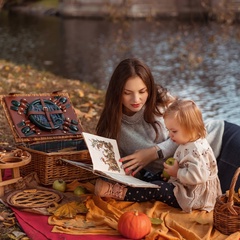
[0,59,104,146]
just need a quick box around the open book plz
[62,132,159,188]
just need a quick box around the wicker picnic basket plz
[213,167,240,235]
[0,92,97,185]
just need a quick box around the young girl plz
[95,99,222,212]
[96,58,240,192]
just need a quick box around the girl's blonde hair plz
[163,99,206,140]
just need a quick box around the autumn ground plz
[0,59,104,239]
[0,59,104,145]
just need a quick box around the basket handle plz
[228,167,240,202]
[223,167,240,215]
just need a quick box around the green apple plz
[52,179,67,192]
[74,186,87,196]
[162,157,175,179]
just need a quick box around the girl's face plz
[164,117,190,145]
[122,76,148,116]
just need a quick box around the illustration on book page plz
[82,132,126,175]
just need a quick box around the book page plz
[98,171,160,188]
[61,159,159,188]
[82,132,125,175]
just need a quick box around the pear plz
[74,186,87,196]
[162,157,175,179]
[52,179,67,192]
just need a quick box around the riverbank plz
[0,59,104,147]
[2,0,59,16]
[3,0,239,23]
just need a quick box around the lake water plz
[0,11,240,125]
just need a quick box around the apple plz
[74,186,87,196]
[162,157,175,179]
[52,179,67,192]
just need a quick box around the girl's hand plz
[163,160,179,178]
[119,147,157,176]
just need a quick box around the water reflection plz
[0,12,239,125]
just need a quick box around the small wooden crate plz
[0,92,96,185]
[213,167,240,235]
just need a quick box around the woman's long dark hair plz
[96,58,174,141]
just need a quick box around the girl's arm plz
[177,155,210,185]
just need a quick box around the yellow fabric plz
[48,183,240,239]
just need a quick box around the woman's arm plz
[119,146,158,176]
[156,138,178,160]
[120,138,178,176]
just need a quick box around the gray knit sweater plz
[118,107,224,174]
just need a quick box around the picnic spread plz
[1,169,239,240]
[0,92,240,239]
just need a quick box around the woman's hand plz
[163,160,179,178]
[119,147,157,176]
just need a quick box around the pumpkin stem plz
[134,210,139,216]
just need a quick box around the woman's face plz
[122,76,148,116]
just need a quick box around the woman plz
[96,58,240,192]
[96,58,176,178]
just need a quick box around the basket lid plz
[0,91,83,143]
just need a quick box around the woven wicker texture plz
[213,167,240,235]
[20,139,97,185]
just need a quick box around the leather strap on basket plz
[27,98,63,129]
[219,167,240,215]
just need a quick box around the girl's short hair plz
[163,99,206,139]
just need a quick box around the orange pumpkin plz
[118,210,151,239]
